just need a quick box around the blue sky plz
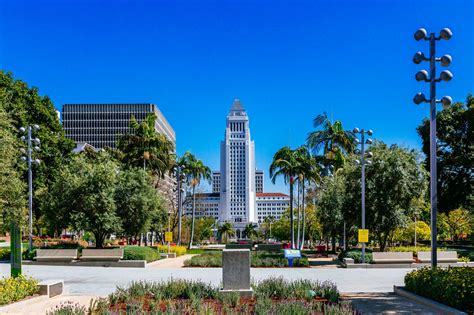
[1,0,472,193]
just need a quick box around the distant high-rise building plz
[62,103,175,149]
[255,170,264,193]
[212,171,221,193]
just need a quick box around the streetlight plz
[353,128,374,264]
[413,27,453,269]
[175,165,187,246]
[19,125,41,251]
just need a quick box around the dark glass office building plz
[62,103,175,149]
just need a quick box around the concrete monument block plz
[220,249,253,297]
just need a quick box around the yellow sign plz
[358,229,369,243]
[165,232,173,242]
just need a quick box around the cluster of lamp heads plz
[413,28,453,109]
[353,128,374,166]
[19,125,41,165]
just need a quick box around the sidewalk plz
[147,254,195,268]
[344,293,439,314]
[0,295,97,315]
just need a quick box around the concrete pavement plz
[0,263,412,296]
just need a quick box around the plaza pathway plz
[0,263,411,296]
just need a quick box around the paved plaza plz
[0,263,412,296]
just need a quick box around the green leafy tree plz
[45,153,121,247]
[439,208,473,241]
[417,95,473,212]
[218,222,235,243]
[194,217,215,242]
[270,147,300,248]
[180,152,211,249]
[0,93,26,233]
[392,220,431,243]
[115,168,165,243]
[0,71,75,234]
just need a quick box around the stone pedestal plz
[219,249,253,297]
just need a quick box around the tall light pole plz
[353,128,373,264]
[413,27,453,269]
[175,166,186,246]
[19,125,41,251]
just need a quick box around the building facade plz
[185,99,289,238]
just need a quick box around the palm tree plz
[294,146,319,249]
[218,222,235,243]
[269,146,299,248]
[306,112,355,169]
[180,152,211,249]
[243,223,258,240]
[117,114,174,179]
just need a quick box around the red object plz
[316,245,325,252]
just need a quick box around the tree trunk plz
[296,180,301,250]
[188,185,196,249]
[331,235,336,253]
[300,180,306,250]
[289,179,295,249]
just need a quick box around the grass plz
[184,250,309,267]
[48,278,356,314]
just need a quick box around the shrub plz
[34,239,88,249]
[155,245,187,256]
[405,267,474,312]
[0,276,39,305]
[183,251,309,267]
[339,249,373,263]
[123,246,160,262]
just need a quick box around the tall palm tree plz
[117,114,174,179]
[218,222,235,243]
[180,152,211,249]
[306,112,355,169]
[294,146,319,249]
[269,146,299,249]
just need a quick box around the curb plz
[393,286,467,315]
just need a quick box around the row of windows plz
[63,104,152,113]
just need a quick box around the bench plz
[34,249,78,262]
[38,280,64,297]
[80,248,123,261]
[372,252,414,264]
[417,251,458,263]
[256,244,282,252]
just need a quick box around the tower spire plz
[230,98,245,112]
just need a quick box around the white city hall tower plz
[219,99,256,232]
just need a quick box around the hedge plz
[184,251,309,267]
[405,267,473,312]
[338,249,373,263]
[0,276,38,305]
[123,246,161,262]
[386,246,446,256]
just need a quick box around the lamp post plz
[353,128,373,264]
[413,27,453,269]
[175,166,186,246]
[19,125,41,251]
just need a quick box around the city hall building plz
[185,99,289,238]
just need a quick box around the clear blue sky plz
[1,0,472,193]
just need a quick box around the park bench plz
[34,249,78,262]
[417,251,458,263]
[80,248,123,261]
[372,252,414,264]
[256,244,282,252]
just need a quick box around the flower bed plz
[0,276,38,306]
[153,245,187,256]
[404,266,473,313]
[49,278,356,314]
[184,251,309,267]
